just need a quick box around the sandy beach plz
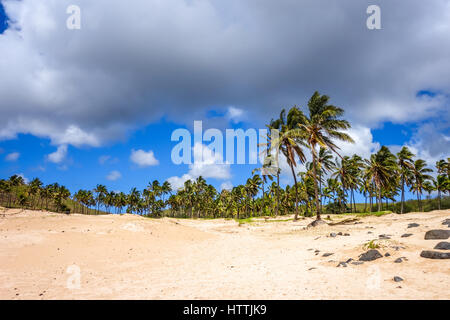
[0,208,449,300]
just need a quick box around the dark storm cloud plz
[0,0,449,149]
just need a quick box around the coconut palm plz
[397,146,415,213]
[296,91,354,220]
[364,146,398,212]
[410,159,433,211]
[269,108,307,220]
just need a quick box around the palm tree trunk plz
[289,163,300,220]
[400,176,405,214]
[377,187,381,212]
[311,152,321,220]
[276,173,280,216]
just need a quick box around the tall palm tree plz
[396,146,415,214]
[316,147,335,210]
[364,146,398,212]
[410,159,433,212]
[269,108,307,220]
[297,91,354,220]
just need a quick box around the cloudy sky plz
[0,0,449,199]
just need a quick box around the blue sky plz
[0,1,449,202]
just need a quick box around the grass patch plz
[235,217,254,225]
[354,211,392,217]
[364,240,381,249]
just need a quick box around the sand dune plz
[0,208,449,299]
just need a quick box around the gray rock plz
[359,249,383,261]
[337,262,347,267]
[393,276,403,282]
[401,233,413,238]
[385,252,391,257]
[420,250,450,259]
[394,258,404,263]
[322,253,334,257]
[351,261,364,265]
[330,233,337,238]
[308,219,328,228]
[442,219,450,226]
[434,242,450,250]
[424,230,450,240]
[345,258,353,263]
[379,234,391,239]
[408,223,420,228]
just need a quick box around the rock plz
[337,262,347,267]
[385,252,391,257]
[330,233,337,238]
[394,258,404,263]
[401,233,413,238]
[322,253,334,257]
[442,219,450,226]
[379,234,391,239]
[424,230,450,240]
[434,242,450,250]
[408,223,420,228]
[345,258,353,263]
[343,233,350,236]
[420,250,450,259]
[393,276,403,282]
[337,232,343,236]
[351,261,364,265]
[308,267,317,271]
[359,249,383,261]
[308,219,328,228]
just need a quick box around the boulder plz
[420,250,450,259]
[393,276,403,282]
[408,223,420,228]
[401,233,413,238]
[308,219,328,228]
[359,249,383,261]
[424,230,450,240]
[434,242,450,250]
[442,219,450,226]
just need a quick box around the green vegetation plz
[1,92,449,219]
[364,240,381,249]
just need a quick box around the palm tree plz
[396,146,415,214]
[364,146,398,212]
[410,159,433,212]
[269,108,307,220]
[316,147,335,210]
[93,184,107,214]
[297,91,354,220]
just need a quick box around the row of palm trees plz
[0,175,71,212]
[1,92,449,219]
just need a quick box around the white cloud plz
[220,181,233,191]
[130,149,159,167]
[226,106,245,123]
[46,145,68,164]
[167,143,231,190]
[336,125,381,160]
[5,152,20,161]
[106,170,122,181]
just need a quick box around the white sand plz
[0,207,449,299]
